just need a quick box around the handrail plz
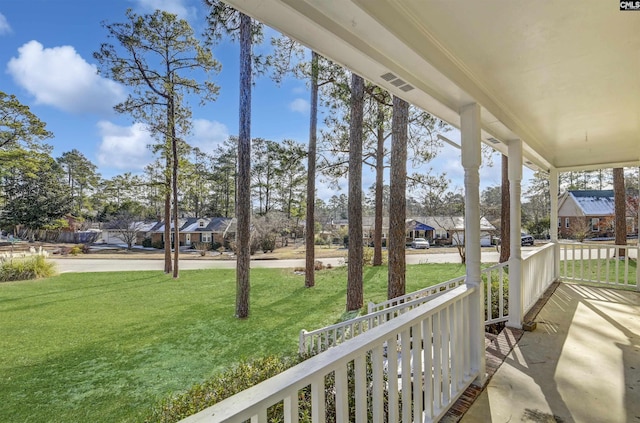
[367,275,466,313]
[181,285,479,423]
[299,279,463,355]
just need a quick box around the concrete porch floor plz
[461,283,640,423]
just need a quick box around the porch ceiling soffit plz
[225,0,639,172]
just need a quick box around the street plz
[52,246,541,273]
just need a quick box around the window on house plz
[558,219,561,228]
[199,220,205,228]
[201,232,211,243]
[565,218,570,228]
[591,218,599,232]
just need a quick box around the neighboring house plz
[558,190,637,238]
[149,217,232,247]
[334,215,496,246]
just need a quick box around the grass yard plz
[0,263,465,422]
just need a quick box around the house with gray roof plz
[558,190,636,238]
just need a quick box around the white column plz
[550,167,560,282]
[460,102,485,384]
[507,139,523,329]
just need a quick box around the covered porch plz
[184,0,639,421]
[461,282,640,423]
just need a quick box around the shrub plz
[362,247,388,266]
[211,241,222,251]
[69,246,82,256]
[144,355,300,423]
[0,255,56,282]
[260,235,276,253]
[151,241,164,249]
[144,353,400,423]
[141,238,153,248]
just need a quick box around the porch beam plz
[507,139,523,329]
[460,102,486,384]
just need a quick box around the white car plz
[411,238,430,249]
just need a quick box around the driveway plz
[51,247,539,273]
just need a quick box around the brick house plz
[557,190,637,239]
[148,217,231,247]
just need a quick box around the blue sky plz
[0,0,523,200]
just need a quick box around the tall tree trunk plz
[499,154,510,263]
[373,101,385,266]
[388,96,408,300]
[163,148,172,274]
[236,13,252,318]
[347,73,364,312]
[171,97,180,279]
[305,57,317,289]
[613,167,626,257]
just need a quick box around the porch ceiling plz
[223,0,640,172]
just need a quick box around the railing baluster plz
[606,247,611,284]
[499,266,504,320]
[311,376,325,423]
[335,367,349,423]
[354,355,367,423]
[423,316,434,420]
[412,322,424,419]
[624,249,630,286]
[401,329,412,423]
[440,307,451,405]
[387,335,400,423]
[597,247,601,284]
[371,345,384,423]
[283,392,298,423]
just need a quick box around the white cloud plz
[189,119,229,152]
[289,98,310,114]
[97,121,154,170]
[134,0,195,19]
[0,13,11,35]
[6,40,125,115]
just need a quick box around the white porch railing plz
[181,285,480,423]
[300,264,513,355]
[297,276,466,355]
[367,276,466,314]
[522,243,557,314]
[481,262,509,325]
[559,242,639,289]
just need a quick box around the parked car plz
[411,237,430,249]
[521,233,534,246]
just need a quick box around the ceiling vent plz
[380,72,415,92]
[381,72,396,81]
[525,160,533,165]
[487,137,500,144]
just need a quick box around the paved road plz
[52,247,539,273]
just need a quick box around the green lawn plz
[0,264,465,422]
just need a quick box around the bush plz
[144,355,300,423]
[260,235,276,253]
[69,246,82,256]
[0,255,56,282]
[151,241,164,249]
[144,353,400,423]
[211,241,222,251]
[141,238,153,248]
[362,247,388,266]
